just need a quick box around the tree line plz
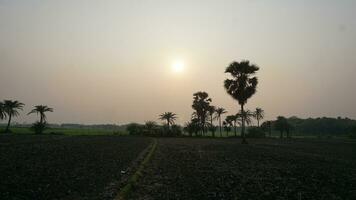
[127,60,267,143]
[0,100,53,134]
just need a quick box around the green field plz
[0,126,128,136]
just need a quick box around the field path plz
[0,135,152,200]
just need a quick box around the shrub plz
[143,121,160,136]
[126,123,144,135]
[30,122,47,134]
[171,125,183,136]
[349,126,356,139]
[247,127,266,138]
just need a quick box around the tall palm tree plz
[159,112,177,129]
[215,107,227,137]
[28,105,54,124]
[0,102,5,121]
[192,92,212,135]
[208,106,216,137]
[254,107,264,127]
[224,60,259,143]
[3,100,25,133]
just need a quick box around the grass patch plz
[115,139,158,200]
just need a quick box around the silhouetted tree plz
[261,121,272,137]
[171,125,183,136]
[144,121,158,136]
[254,107,264,127]
[224,60,259,144]
[275,116,289,138]
[226,115,240,137]
[28,105,53,124]
[184,118,200,137]
[126,123,144,135]
[223,120,232,137]
[3,100,24,133]
[208,106,216,137]
[238,109,254,127]
[0,102,5,121]
[215,107,227,137]
[192,92,212,135]
[159,112,177,129]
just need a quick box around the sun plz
[172,60,185,73]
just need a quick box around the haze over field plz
[1,0,356,124]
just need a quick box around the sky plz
[1,0,356,125]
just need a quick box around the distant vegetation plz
[28,105,53,134]
[1,60,356,139]
[123,59,356,140]
[281,116,356,137]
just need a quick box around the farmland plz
[131,138,356,200]
[0,135,151,200]
[1,135,356,200]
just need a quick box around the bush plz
[171,125,183,136]
[126,123,144,135]
[349,126,356,139]
[247,127,266,138]
[30,122,47,134]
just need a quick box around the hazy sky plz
[1,0,356,125]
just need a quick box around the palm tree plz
[223,120,232,137]
[144,121,158,136]
[261,121,272,137]
[215,107,227,137]
[208,106,216,137]
[224,60,259,143]
[238,109,254,126]
[3,100,25,133]
[28,105,54,124]
[0,102,5,121]
[184,118,200,137]
[226,115,240,137]
[192,92,212,135]
[254,107,264,127]
[159,112,177,129]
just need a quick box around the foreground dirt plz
[131,138,356,200]
[0,135,152,200]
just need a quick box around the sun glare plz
[172,60,185,73]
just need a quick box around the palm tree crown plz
[159,112,177,128]
[238,109,254,126]
[224,60,259,143]
[254,107,265,127]
[215,107,227,137]
[3,100,25,132]
[28,105,54,124]
[224,60,259,105]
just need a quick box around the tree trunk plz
[234,121,237,137]
[211,115,214,138]
[280,130,283,139]
[219,116,222,137]
[241,104,247,144]
[257,119,260,127]
[40,114,43,124]
[5,115,12,133]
